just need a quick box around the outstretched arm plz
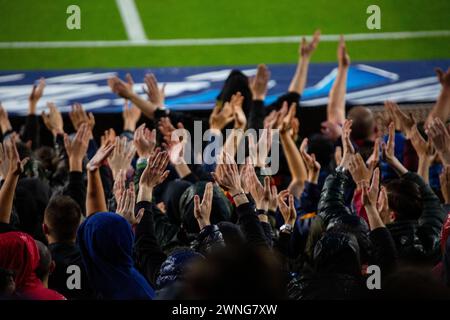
[327,36,350,126]
[0,139,28,224]
[108,76,159,119]
[85,143,115,216]
[288,30,320,94]
[426,68,450,126]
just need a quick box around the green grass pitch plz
[0,0,449,70]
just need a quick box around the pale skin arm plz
[327,36,350,125]
[280,131,307,198]
[85,144,115,216]
[288,30,320,94]
[426,68,450,126]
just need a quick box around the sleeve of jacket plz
[248,100,266,130]
[134,201,168,288]
[192,224,225,255]
[299,182,321,215]
[237,202,270,248]
[401,171,446,253]
[317,170,353,226]
[63,171,86,215]
[369,227,398,276]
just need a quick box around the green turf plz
[136,0,450,38]
[0,0,449,70]
[0,38,449,71]
[0,0,126,41]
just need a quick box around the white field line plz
[115,0,147,41]
[0,30,449,49]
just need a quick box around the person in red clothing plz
[0,232,65,300]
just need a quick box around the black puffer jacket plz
[386,172,446,264]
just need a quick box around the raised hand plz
[29,78,45,114]
[277,190,296,227]
[69,103,95,133]
[426,117,450,165]
[384,101,415,138]
[194,182,213,230]
[339,119,355,168]
[134,124,156,158]
[382,122,408,176]
[348,153,373,185]
[337,35,350,68]
[250,64,271,101]
[410,123,435,160]
[42,102,64,136]
[113,169,127,204]
[116,182,144,226]
[440,166,450,205]
[212,152,244,196]
[108,76,134,99]
[247,169,271,211]
[209,101,234,131]
[144,73,165,108]
[299,138,321,183]
[64,123,90,172]
[122,100,142,132]
[86,142,115,172]
[382,122,395,163]
[100,128,116,148]
[300,29,320,58]
[3,137,29,177]
[361,167,384,230]
[108,136,136,178]
[435,67,450,87]
[137,150,170,203]
[231,92,246,129]
[0,104,12,134]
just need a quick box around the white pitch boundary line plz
[115,0,147,41]
[0,30,449,49]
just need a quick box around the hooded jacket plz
[0,232,65,300]
[77,212,155,300]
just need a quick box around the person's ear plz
[42,223,49,235]
[49,260,56,274]
[390,211,397,222]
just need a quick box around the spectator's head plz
[0,232,41,293]
[347,106,375,141]
[0,268,15,298]
[34,146,57,172]
[183,246,285,299]
[307,133,335,169]
[43,195,82,244]
[34,240,54,286]
[217,70,252,113]
[313,230,361,276]
[384,179,423,221]
[156,248,203,290]
[77,212,155,299]
[179,182,232,233]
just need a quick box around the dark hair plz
[34,240,52,281]
[44,195,81,242]
[385,179,423,221]
[307,133,335,169]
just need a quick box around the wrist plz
[28,102,37,114]
[196,219,211,230]
[253,93,266,101]
[52,128,64,137]
[69,157,83,172]
[137,185,153,202]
